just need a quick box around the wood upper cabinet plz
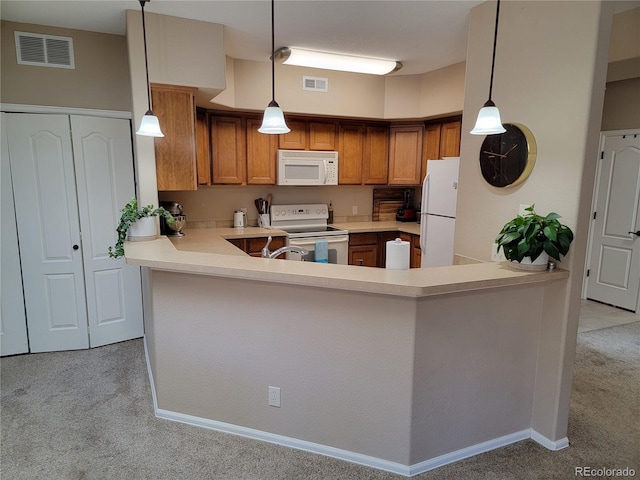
[246,117,277,184]
[309,122,337,150]
[440,120,461,158]
[211,115,246,184]
[423,123,442,177]
[363,126,389,185]
[151,84,198,191]
[338,124,365,184]
[196,109,211,186]
[279,120,308,149]
[388,124,424,185]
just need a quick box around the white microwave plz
[277,150,338,186]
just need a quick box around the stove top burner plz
[269,203,348,238]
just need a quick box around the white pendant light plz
[274,47,402,76]
[470,0,506,135]
[259,0,290,134]
[136,0,164,138]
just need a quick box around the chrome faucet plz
[261,236,309,260]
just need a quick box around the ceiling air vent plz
[303,76,328,92]
[15,31,75,69]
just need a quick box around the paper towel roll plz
[386,238,410,270]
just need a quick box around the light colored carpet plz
[2,321,639,479]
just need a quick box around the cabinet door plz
[349,245,378,267]
[211,116,246,184]
[423,123,442,181]
[388,125,424,185]
[363,126,389,185]
[338,124,365,184]
[309,122,337,150]
[196,110,211,186]
[152,84,198,191]
[279,120,308,149]
[440,121,461,158]
[246,117,277,184]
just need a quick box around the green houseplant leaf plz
[108,198,174,259]
[495,205,573,263]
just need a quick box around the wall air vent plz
[302,76,328,92]
[15,32,75,69]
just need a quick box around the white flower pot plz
[127,216,157,241]
[509,251,549,271]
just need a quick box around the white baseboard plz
[408,429,531,476]
[530,429,569,450]
[142,338,567,476]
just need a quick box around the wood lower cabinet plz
[348,233,378,267]
[152,84,198,191]
[246,117,277,184]
[388,125,424,186]
[228,236,285,258]
[211,115,246,184]
[351,231,420,268]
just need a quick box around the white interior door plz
[6,113,89,352]
[1,113,29,356]
[70,116,143,347]
[586,132,640,311]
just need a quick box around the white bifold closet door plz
[5,113,143,353]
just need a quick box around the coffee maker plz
[160,201,186,237]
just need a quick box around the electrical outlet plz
[491,243,506,262]
[268,386,280,407]
[352,205,358,215]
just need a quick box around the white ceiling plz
[1,1,639,76]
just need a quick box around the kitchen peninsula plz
[126,231,570,476]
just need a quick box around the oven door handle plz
[288,237,348,246]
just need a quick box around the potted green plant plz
[108,198,174,259]
[495,205,574,269]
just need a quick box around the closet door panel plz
[6,113,89,352]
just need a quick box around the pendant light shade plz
[470,0,505,136]
[136,0,164,138]
[470,100,505,135]
[137,110,165,137]
[259,0,289,134]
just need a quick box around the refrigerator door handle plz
[420,174,430,253]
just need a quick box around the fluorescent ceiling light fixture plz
[275,47,402,75]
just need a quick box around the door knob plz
[629,230,640,237]
[73,244,79,250]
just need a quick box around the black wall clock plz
[479,123,537,188]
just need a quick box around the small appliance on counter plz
[160,201,186,237]
[396,189,417,222]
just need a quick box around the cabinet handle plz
[629,230,640,237]
[357,259,364,266]
[73,244,79,250]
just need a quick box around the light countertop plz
[125,224,568,298]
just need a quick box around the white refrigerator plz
[420,157,460,267]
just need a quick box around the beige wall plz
[126,10,226,208]
[0,20,131,111]
[455,0,613,442]
[609,6,640,63]
[601,77,640,130]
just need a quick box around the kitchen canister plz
[234,210,246,228]
[385,238,410,270]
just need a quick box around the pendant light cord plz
[487,0,501,103]
[140,0,153,112]
[270,0,276,103]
